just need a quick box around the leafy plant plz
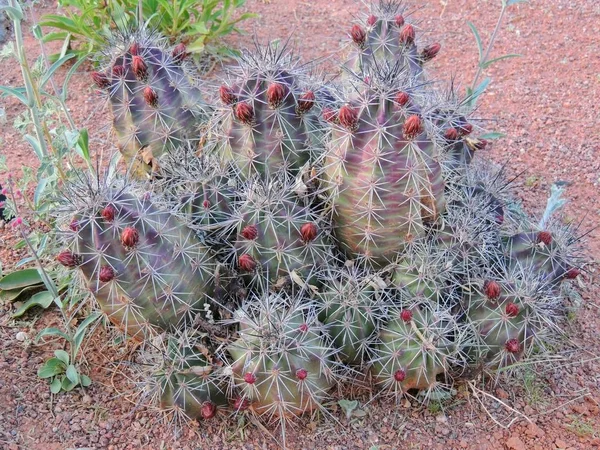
[37,349,93,393]
[39,0,256,63]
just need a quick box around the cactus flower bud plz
[322,107,338,123]
[102,205,116,222]
[505,338,521,354]
[234,397,250,411]
[91,71,110,89]
[300,222,318,242]
[202,199,211,209]
[339,105,359,130]
[367,15,377,26]
[505,302,519,318]
[219,85,237,106]
[239,254,257,272]
[350,24,366,47]
[234,102,254,125]
[121,226,140,248]
[299,323,309,332]
[400,24,415,44]
[473,139,488,150]
[132,55,148,80]
[484,280,501,300]
[403,115,422,139]
[296,368,308,380]
[400,309,413,322]
[143,86,158,107]
[395,15,405,27]
[565,268,580,279]
[421,43,441,61]
[459,123,473,136]
[241,224,258,240]
[129,42,140,56]
[297,90,316,114]
[394,369,406,382]
[200,401,217,419]
[112,65,125,78]
[243,372,257,384]
[99,265,115,283]
[172,43,188,62]
[69,219,80,232]
[57,250,80,268]
[537,231,552,245]
[395,91,410,107]
[444,127,459,140]
[267,82,287,108]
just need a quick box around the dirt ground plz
[1,0,600,449]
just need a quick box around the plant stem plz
[471,4,507,89]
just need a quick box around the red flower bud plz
[350,24,367,47]
[241,224,258,240]
[394,369,406,382]
[172,43,188,63]
[129,42,140,56]
[102,205,116,222]
[202,199,211,209]
[69,219,80,232]
[234,102,254,125]
[297,91,316,114]
[395,91,410,107]
[537,231,552,245]
[267,82,287,109]
[505,338,521,354]
[143,86,158,107]
[132,55,148,80]
[300,222,318,242]
[459,123,473,136]
[403,115,422,139]
[322,107,338,123]
[339,105,359,130]
[99,265,115,283]
[243,372,257,384]
[91,71,110,89]
[484,280,501,300]
[112,65,125,78]
[367,15,377,26]
[239,254,256,272]
[219,85,237,106]
[474,139,488,150]
[505,302,519,318]
[200,401,217,419]
[234,397,250,411]
[400,309,413,323]
[444,127,459,140]
[400,24,415,44]
[395,15,405,27]
[296,368,308,380]
[121,226,140,248]
[421,43,441,61]
[57,250,81,268]
[299,323,308,332]
[565,268,580,279]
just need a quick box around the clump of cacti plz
[50,0,585,442]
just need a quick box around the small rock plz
[505,435,526,450]
[555,439,567,449]
[15,332,27,342]
[82,395,92,405]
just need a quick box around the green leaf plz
[479,132,506,140]
[61,376,77,392]
[24,134,44,160]
[338,399,359,420]
[0,85,29,105]
[80,374,92,387]
[66,364,79,385]
[72,312,101,356]
[40,54,76,89]
[32,24,43,40]
[54,349,70,365]
[467,21,484,62]
[0,284,43,303]
[50,377,62,393]
[0,5,23,21]
[35,327,71,343]
[0,268,44,290]
[481,53,521,69]
[61,57,86,102]
[37,357,66,378]
[11,290,54,317]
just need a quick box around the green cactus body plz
[71,190,216,337]
[230,181,330,289]
[227,295,337,417]
[317,268,386,365]
[218,44,321,178]
[94,37,206,176]
[372,305,457,396]
[325,76,445,267]
[504,231,570,286]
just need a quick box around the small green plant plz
[39,0,256,63]
[37,349,93,393]
[565,414,598,438]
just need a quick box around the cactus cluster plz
[53,0,584,439]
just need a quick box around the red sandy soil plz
[1,1,599,449]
